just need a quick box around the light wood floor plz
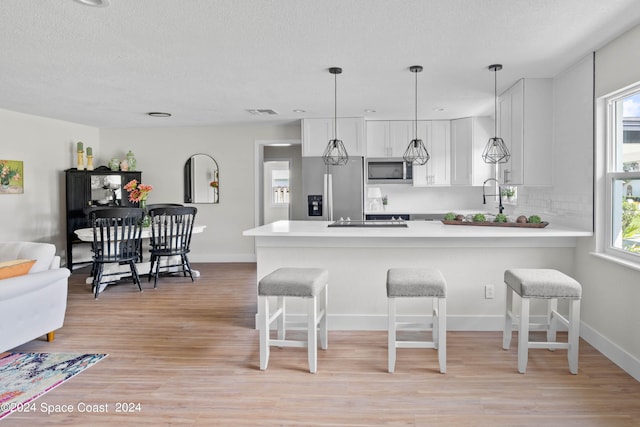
[6,263,640,426]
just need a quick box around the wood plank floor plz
[5,263,640,426]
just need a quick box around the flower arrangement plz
[124,179,153,203]
[0,160,20,185]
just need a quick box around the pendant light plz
[482,64,511,164]
[322,67,349,166]
[403,65,430,166]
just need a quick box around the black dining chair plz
[88,207,144,298]
[147,206,197,288]
[146,203,183,210]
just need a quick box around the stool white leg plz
[259,296,270,370]
[432,298,439,350]
[568,299,580,374]
[437,297,446,374]
[518,297,530,374]
[307,295,318,374]
[503,288,513,350]
[320,285,328,350]
[277,296,286,342]
[547,298,558,344]
[388,297,397,373]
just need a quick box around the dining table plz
[75,224,207,293]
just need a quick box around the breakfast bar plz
[243,220,592,331]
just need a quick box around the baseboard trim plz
[189,254,256,263]
[579,320,640,382]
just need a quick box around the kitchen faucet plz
[483,178,504,214]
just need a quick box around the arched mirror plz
[184,154,219,204]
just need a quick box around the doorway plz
[255,141,302,226]
[263,160,290,224]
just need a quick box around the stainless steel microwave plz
[366,159,413,183]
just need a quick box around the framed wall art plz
[0,160,24,194]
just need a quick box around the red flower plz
[124,179,153,203]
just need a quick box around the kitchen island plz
[243,220,592,331]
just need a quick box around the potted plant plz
[502,187,516,203]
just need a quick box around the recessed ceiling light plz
[364,109,377,113]
[72,0,110,7]
[147,112,172,118]
[433,107,445,112]
[293,109,306,113]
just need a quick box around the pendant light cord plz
[494,67,497,138]
[414,68,418,142]
[334,71,338,142]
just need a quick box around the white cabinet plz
[498,78,552,185]
[412,120,451,187]
[301,117,365,157]
[365,121,414,158]
[366,120,450,186]
[450,117,495,186]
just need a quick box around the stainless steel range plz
[327,219,408,228]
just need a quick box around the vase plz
[140,200,151,227]
[126,150,136,171]
[1,180,9,190]
[109,158,120,171]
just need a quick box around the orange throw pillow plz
[0,259,36,279]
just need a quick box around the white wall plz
[0,108,99,252]
[578,24,640,380]
[99,123,300,262]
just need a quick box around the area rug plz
[0,352,107,420]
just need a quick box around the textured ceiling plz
[1,0,640,128]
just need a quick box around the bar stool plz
[387,268,447,374]
[258,268,328,373]
[503,268,582,374]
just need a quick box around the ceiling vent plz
[247,109,279,116]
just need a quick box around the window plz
[606,88,640,261]
[271,168,289,205]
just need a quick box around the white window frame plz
[604,84,640,264]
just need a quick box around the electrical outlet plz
[485,284,495,299]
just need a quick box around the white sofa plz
[0,242,70,352]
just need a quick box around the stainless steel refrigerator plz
[300,156,364,221]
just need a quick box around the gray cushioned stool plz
[258,268,328,373]
[387,268,447,374]
[503,269,582,374]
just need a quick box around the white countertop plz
[243,220,592,239]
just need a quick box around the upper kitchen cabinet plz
[301,117,365,157]
[450,117,494,186]
[498,78,553,185]
[412,120,451,186]
[366,121,414,158]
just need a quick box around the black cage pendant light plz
[322,67,349,166]
[403,65,430,166]
[482,64,511,164]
